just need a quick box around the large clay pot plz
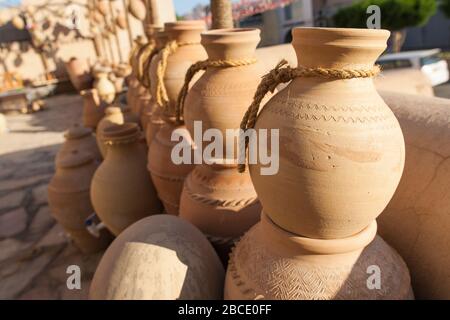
[96,107,125,158]
[90,214,224,300]
[94,72,116,104]
[148,21,207,215]
[65,57,93,92]
[48,149,113,254]
[179,29,264,261]
[224,213,413,300]
[56,124,102,165]
[249,28,405,239]
[91,123,162,235]
[81,89,107,130]
[138,94,152,131]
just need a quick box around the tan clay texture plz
[96,107,125,158]
[65,57,92,92]
[250,28,405,239]
[224,214,413,300]
[91,123,162,235]
[94,72,116,104]
[378,91,450,300]
[80,88,107,130]
[90,214,225,300]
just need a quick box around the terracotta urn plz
[91,123,162,235]
[129,0,146,21]
[179,29,265,261]
[138,94,152,131]
[90,214,224,299]
[249,28,405,239]
[48,149,112,254]
[56,124,102,165]
[97,0,108,16]
[81,88,107,130]
[148,21,207,215]
[96,107,125,158]
[94,72,116,104]
[224,213,413,300]
[65,57,93,92]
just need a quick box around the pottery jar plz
[224,213,413,300]
[179,28,265,261]
[148,21,207,215]
[95,71,116,104]
[129,0,146,21]
[91,123,163,235]
[48,149,112,254]
[81,88,107,130]
[96,107,125,158]
[90,214,224,300]
[249,27,405,239]
[56,123,102,165]
[139,94,153,132]
[65,57,93,92]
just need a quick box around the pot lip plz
[202,28,260,37]
[164,20,206,31]
[292,27,390,42]
[102,122,140,144]
[260,213,377,255]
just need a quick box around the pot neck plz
[102,123,141,148]
[165,20,205,44]
[260,213,377,256]
[201,28,260,61]
[292,27,390,70]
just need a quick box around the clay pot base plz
[224,213,414,300]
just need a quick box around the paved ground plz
[0,94,103,300]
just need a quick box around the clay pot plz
[94,72,116,104]
[224,213,413,300]
[179,29,264,261]
[97,0,108,16]
[11,15,24,30]
[116,13,127,30]
[138,94,153,131]
[65,57,93,92]
[81,89,107,130]
[48,149,112,254]
[89,214,224,299]
[122,106,141,127]
[96,107,125,158]
[56,124,102,165]
[91,123,163,235]
[128,0,146,21]
[148,21,207,215]
[249,27,405,239]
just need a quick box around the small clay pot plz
[48,149,113,254]
[128,0,146,21]
[91,123,163,235]
[65,57,93,92]
[81,89,107,130]
[94,72,116,104]
[224,214,414,300]
[96,107,125,158]
[89,214,224,299]
[56,123,102,166]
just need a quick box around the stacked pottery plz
[81,89,107,130]
[145,30,169,144]
[91,123,162,236]
[90,215,224,300]
[56,124,102,165]
[179,29,263,262]
[148,21,207,215]
[127,36,146,111]
[65,57,92,92]
[96,107,125,158]
[48,149,112,254]
[224,27,413,299]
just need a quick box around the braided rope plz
[237,59,381,173]
[136,41,156,87]
[176,58,258,124]
[155,41,200,110]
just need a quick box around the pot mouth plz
[202,28,260,36]
[165,20,206,31]
[260,213,377,255]
[105,106,122,116]
[57,149,93,169]
[102,122,140,145]
[201,28,260,43]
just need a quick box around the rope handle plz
[237,59,381,173]
[136,41,156,87]
[175,58,258,124]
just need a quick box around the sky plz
[0,0,20,9]
[174,0,239,15]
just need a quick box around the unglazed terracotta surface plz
[96,107,125,158]
[65,57,92,92]
[90,214,225,300]
[48,149,112,254]
[250,28,405,239]
[180,29,264,261]
[94,72,116,104]
[224,214,413,300]
[91,123,162,235]
[148,21,207,215]
[378,91,450,299]
[81,89,107,130]
[56,123,102,165]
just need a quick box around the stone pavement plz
[0,94,104,300]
